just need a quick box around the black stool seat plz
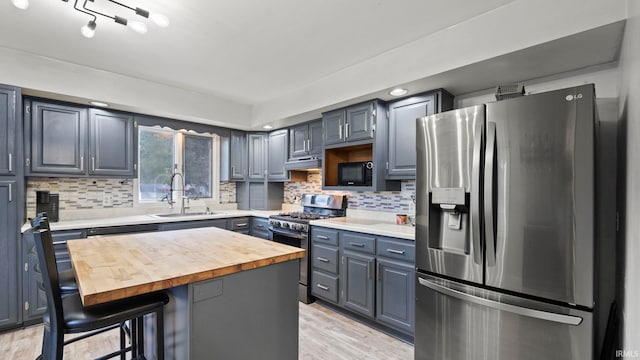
[58,269,78,294]
[61,291,169,332]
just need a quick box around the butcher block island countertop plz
[67,227,305,307]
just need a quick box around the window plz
[183,134,212,198]
[138,127,217,202]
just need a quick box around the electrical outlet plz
[102,192,113,207]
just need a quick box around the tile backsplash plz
[26,178,238,216]
[284,172,416,213]
[27,178,134,215]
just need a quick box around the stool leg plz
[137,316,145,357]
[156,309,164,360]
[131,318,138,358]
[119,323,126,360]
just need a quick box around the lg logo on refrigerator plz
[565,94,583,101]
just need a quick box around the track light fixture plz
[11,0,169,38]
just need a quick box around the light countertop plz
[67,227,305,306]
[309,217,415,240]
[22,209,280,233]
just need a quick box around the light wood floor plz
[0,302,414,359]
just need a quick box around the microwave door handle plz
[471,122,483,265]
[484,122,497,266]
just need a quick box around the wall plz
[26,177,237,220]
[284,172,415,213]
[618,0,640,350]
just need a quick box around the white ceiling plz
[0,0,629,129]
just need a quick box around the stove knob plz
[282,222,290,229]
[269,220,279,227]
[297,224,305,231]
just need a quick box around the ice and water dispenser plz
[428,187,470,254]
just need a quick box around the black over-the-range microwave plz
[338,161,373,186]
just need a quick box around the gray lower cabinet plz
[227,217,250,234]
[386,90,453,179]
[0,181,18,330]
[250,217,270,239]
[341,250,375,318]
[26,98,136,177]
[267,129,289,181]
[311,226,415,335]
[0,85,19,176]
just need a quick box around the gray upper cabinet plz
[0,86,18,176]
[0,181,18,330]
[323,102,376,146]
[322,109,346,145]
[26,99,136,178]
[386,90,453,179]
[221,130,247,181]
[289,120,323,159]
[248,133,267,181]
[28,100,87,176]
[345,102,374,142]
[268,129,289,181]
[89,109,135,177]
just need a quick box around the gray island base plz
[144,260,299,359]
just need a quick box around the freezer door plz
[416,105,484,284]
[415,273,593,360]
[484,85,594,307]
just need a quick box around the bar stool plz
[27,227,169,360]
[30,215,78,295]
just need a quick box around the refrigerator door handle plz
[418,277,583,326]
[471,122,483,264]
[484,122,497,266]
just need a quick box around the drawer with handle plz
[228,217,250,232]
[340,231,375,254]
[312,244,339,274]
[311,270,339,303]
[376,237,415,262]
[311,227,339,246]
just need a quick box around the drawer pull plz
[317,257,330,263]
[349,242,365,248]
[316,284,330,291]
[317,235,329,240]
[387,248,405,255]
[236,223,248,227]
[256,224,264,228]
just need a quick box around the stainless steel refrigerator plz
[415,84,611,360]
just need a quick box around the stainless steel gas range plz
[269,194,347,303]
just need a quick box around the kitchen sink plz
[151,212,221,218]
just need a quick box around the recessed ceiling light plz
[89,101,109,107]
[262,124,274,129]
[389,88,408,97]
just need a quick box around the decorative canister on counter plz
[396,214,407,225]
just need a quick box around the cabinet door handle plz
[338,124,343,140]
[349,242,365,248]
[256,224,265,228]
[306,139,311,152]
[91,157,96,172]
[387,248,405,255]
[231,165,235,175]
[367,262,371,279]
[8,183,11,202]
[80,156,84,171]
[316,284,329,291]
[317,235,329,240]
[345,122,349,139]
[8,153,11,172]
[236,223,248,227]
[377,262,380,280]
[317,257,330,263]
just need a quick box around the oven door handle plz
[269,227,307,240]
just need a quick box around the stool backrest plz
[27,227,64,328]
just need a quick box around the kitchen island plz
[67,227,305,360]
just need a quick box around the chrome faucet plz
[168,172,190,214]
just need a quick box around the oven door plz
[270,227,308,286]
